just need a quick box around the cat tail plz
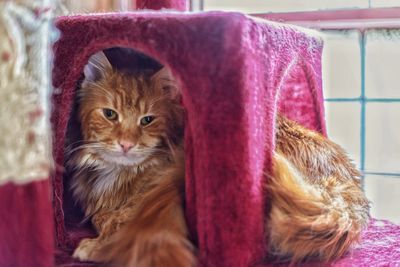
[97,167,196,267]
[266,153,369,263]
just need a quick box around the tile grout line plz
[364,171,400,177]
[325,98,400,102]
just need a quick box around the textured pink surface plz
[51,11,400,267]
[256,219,400,267]
[0,181,54,267]
[334,219,400,266]
[136,0,188,11]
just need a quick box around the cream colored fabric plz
[0,1,55,184]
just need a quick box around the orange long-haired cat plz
[67,51,369,266]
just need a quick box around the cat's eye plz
[103,109,118,121]
[140,116,154,126]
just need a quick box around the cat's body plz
[68,51,369,266]
[269,114,369,262]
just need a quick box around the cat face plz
[77,52,183,166]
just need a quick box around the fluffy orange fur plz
[67,51,369,266]
[67,51,193,266]
[268,115,370,263]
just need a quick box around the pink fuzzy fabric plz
[0,181,53,267]
[136,0,188,11]
[52,12,400,267]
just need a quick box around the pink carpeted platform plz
[51,11,400,267]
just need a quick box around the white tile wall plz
[322,29,400,224]
[366,30,400,99]
[323,30,361,98]
[204,0,400,224]
[365,103,400,173]
[370,0,400,7]
[364,175,400,223]
[325,102,361,168]
[204,0,369,13]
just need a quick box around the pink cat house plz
[2,1,400,267]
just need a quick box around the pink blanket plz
[52,12,400,267]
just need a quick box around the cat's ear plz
[83,51,112,82]
[151,67,180,98]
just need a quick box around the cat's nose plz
[118,140,135,153]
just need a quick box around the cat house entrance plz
[62,47,181,247]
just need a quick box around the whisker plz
[131,147,169,154]
[67,143,103,154]
[67,140,97,148]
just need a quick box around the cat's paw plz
[72,238,101,262]
[100,232,196,267]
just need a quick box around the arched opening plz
[58,46,188,250]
